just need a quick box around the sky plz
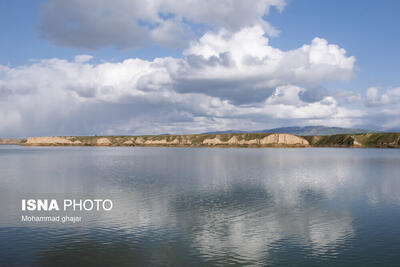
[1,0,400,137]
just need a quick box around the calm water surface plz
[0,145,399,266]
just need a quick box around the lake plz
[0,145,399,266]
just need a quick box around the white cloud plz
[74,55,93,63]
[366,87,380,104]
[38,0,286,49]
[335,90,362,104]
[366,86,400,106]
[174,26,355,104]
[183,26,355,83]
[0,24,372,137]
[362,86,400,130]
[0,0,395,136]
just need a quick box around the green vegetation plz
[305,133,400,148]
[310,134,356,146]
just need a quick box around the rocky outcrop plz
[169,138,180,144]
[203,137,224,145]
[123,140,134,145]
[0,138,23,144]
[352,136,362,147]
[96,138,111,146]
[200,134,309,146]
[260,134,309,145]
[243,139,259,145]
[26,137,74,145]
[144,139,168,145]
[227,136,239,144]
[135,137,145,144]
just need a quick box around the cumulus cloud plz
[74,54,93,63]
[335,90,362,104]
[38,0,286,49]
[361,86,400,130]
[299,86,329,103]
[175,26,355,104]
[0,23,373,137]
[366,86,400,106]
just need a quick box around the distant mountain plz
[255,126,372,136]
[202,130,247,134]
[203,126,372,136]
[385,127,400,133]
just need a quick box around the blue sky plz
[267,0,400,89]
[2,0,399,88]
[0,0,399,137]
[0,0,182,65]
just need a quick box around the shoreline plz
[7,132,400,149]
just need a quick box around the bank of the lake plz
[19,132,400,148]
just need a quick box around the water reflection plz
[0,146,399,266]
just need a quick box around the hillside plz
[0,138,24,145]
[303,133,400,148]
[21,133,400,148]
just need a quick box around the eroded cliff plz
[0,138,24,145]
[24,133,309,147]
[22,132,400,148]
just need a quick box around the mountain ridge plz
[203,125,373,136]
